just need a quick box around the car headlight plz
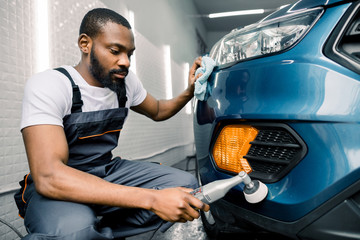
[210,8,323,68]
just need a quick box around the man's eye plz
[110,49,119,54]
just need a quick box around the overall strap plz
[117,92,127,108]
[54,67,83,113]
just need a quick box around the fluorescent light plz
[128,10,135,29]
[209,9,265,18]
[128,10,136,74]
[164,45,173,99]
[280,4,290,9]
[183,63,191,114]
[35,0,49,73]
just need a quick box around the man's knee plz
[183,171,199,189]
[25,193,98,237]
[170,168,199,189]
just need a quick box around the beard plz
[89,46,128,99]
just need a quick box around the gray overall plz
[15,68,198,239]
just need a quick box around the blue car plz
[194,0,360,239]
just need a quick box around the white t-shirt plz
[20,65,147,130]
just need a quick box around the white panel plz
[34,0,50,73]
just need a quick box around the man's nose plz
[117,53,130,68]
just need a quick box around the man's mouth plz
[112,72,127,79]
[111,68,128,79]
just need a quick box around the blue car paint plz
[194,2,360,222]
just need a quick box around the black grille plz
[247,161,284,175]
[244,125,306,183]
[255,129,297,144]
[247,145,298,162]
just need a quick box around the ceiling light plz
[35,0,49,73]
[280,4,290,9]
[209,9,265,19]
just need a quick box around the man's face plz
[88,22,135,94]
[89,45,127,94]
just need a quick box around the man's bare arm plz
[131,57,202,121]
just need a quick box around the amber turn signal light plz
[212,125,258,174]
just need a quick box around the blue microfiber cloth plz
[194,56,216,101]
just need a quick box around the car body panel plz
[194,0,360,225]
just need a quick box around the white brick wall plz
[0,0,33,238]
[0,0,200,238]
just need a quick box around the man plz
[15,8,209,239]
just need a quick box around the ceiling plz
[192,0,299,33]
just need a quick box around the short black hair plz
[79,8,131,37]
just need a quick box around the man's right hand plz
[148,187,210,223]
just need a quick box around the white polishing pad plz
[244,181,268,204]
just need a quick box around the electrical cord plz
[0,217,24,238]
[148,220,165,240]
[185,155,198,173]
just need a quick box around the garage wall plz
[207,30,229,52]
[101,0,206,163]
[102,0,207,64]
[0,0,205,238]
[0,0,34,238]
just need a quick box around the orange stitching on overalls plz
[22,173,30,204]
[78,129,121,139]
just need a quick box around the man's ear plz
[78,33,92,54]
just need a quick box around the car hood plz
[286,0,350,9]
[262,0,351,22]
[294,0,351,8]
